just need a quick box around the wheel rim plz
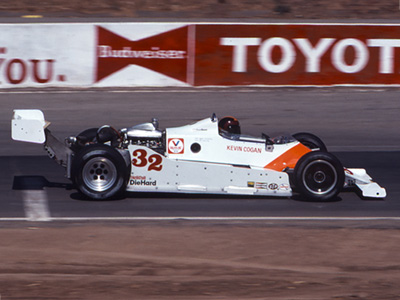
[82,157,117,192]
[302,160,337,195]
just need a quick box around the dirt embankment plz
[0,222,400,300]
[0,0,400,19]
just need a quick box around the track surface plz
[1,88,399,220]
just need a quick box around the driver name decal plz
[227,145,262,154]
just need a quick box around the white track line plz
[1,216,400,222]
[22,190,51,222]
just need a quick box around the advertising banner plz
[0,24,94,88]
[194,24,400,86]
[94,23,192,87]
[1,22,400,88]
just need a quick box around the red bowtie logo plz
[96,26,189,83]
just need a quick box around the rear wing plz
[11,109,50,144]
[11,109,73,177]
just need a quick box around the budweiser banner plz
[1,22,400,88]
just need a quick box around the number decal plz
[132,149,163,171]
[132,149,147,167]
[148,154,163,171]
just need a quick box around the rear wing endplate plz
[11,109,50,144]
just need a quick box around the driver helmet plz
[218,116,241,134]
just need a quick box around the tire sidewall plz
[72,145,129,200]
[293,132,327,151]
[294,151,344,201]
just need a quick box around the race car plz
[11,109,386,201]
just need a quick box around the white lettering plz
[97,46,186,59]
[220,36,400,75]
[258,37,295,73]
[98,45,110,58]
[367,39,400,74]
[332,38,369,73]
[220,37,261,72]
[293,38,335,72]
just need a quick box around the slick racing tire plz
[294,151,344,202]
[72,144,129,200]
[71,128,98,152]
[77,128,98,142]
[293,132,327,151]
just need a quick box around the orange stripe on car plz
[264,143,311,171]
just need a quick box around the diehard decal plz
[130,176,157,186]
[168,138,184,154]
[96,26,189,83]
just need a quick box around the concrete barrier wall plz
[1,22,400,88]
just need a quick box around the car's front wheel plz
[293,132,327,151]
[294,151,344,201]
[72,145,129,200]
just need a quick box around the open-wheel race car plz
[12,109,386,201]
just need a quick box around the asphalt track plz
[1,88,399,221]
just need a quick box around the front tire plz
[293,132,327,151]
[72,144,129,200]
[294,151,344,201]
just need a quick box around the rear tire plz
[293,132,327,151]
[71,128,98,152]
[77,128,98,142]
[72,144,129,200]
[294,151,344,201]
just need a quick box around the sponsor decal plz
[344,168,354,175]
[227,145,262,154]
[255,182,268,190]
[247,181,278,190]
[268,183,279,190]
[279,183,290,191]
[168,138,185,154]
[96,26,189,83]
[130,176,157,186]
[195,137,212,143]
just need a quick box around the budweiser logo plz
[95,26,189,83]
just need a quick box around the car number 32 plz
[132,149,163,171]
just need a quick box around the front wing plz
[345,168,386,198]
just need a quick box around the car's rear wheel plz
[70,128,98,152]
[72,144,129,200]
[293,132,327,151]
[294,151,344,201]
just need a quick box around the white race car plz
[11,109,386,201]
